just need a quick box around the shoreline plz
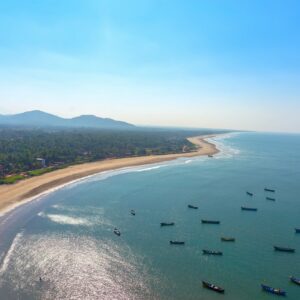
[0,135,219,215]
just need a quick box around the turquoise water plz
[0,132,300,299]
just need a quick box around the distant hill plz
[0,110,135,129]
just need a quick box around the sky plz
[0,0,299,132]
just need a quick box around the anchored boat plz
[160,222,175,227]
[201,220,220,224]
[264,188,275,192]
[295,228,300,233]
[130,209,136,216]
[188,204,198,209]
[274,246,295,253]
[202,249,223,255]
[113,228,121,236]
[290,276,300,285]
[221,237,235,242]
[241,206,258,211]
[202,281,224,293]
[261,284,286,296]
[266,197,276,201]
[170,241,185,245]
[246,191,253,196]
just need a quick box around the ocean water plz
[0,132,300,300]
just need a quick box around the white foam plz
[0,232,23,275]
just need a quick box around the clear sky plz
[0,0,299,132]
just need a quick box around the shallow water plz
[0,132,300,299]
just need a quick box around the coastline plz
[0,135,219,215]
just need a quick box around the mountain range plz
[0,110,135,129]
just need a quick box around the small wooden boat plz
[261,284,286,296]
[246,191,253,196]
[130,210,136,216]
[241,206,258,211]
[201,220,220,224]
[113,228,121,236]
[290,276,300,285]
[170,241,185,245]
[295,228,300,233]
[160,222,175,227]
[208,155,214,158]
[188,204,198,209]
[266,197,275,201]
[264,188,275,193]
[202,281,224,293]
[202,249,223,255]
[221,237,235,242]
[274,246,295,253]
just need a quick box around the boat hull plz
[274,246,295,253]
[201,220,220,224]
[202,281,224,293]
[290,276,300,285]
[160,222,175,226]
[202,250,223,255]
[241,206,258,211]
[170,241,185,245]
[221,237,235,242]
[261,284,286,296]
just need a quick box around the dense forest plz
[0,126,227,183]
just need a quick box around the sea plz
[0,132,299,300]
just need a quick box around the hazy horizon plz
[0,1,299,133]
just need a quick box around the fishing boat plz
[295,228,300,233]
[246,191,253,196]
[202,281,224,293]
[261,284,286,296]
[241,206,258,211]
[290,276,300,285]
[160,222,175,226]
[170,241,185,245]
[188,204,198,209]
[274,246,295,253]
[113,228,121,236]
[201,220,220,224]
[266,197,276,201]
[202,249,223,255]
[208,154,214,158]
[130,209,136,216]
[221,237,235,242]
[264,188,275,192]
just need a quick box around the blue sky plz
[0,0,299,132]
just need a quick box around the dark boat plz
[188,204,198,209]
[170,241,185,245]
[221,237,235,242]
[201,220,220,224]
[261,284,286,296]
[202,281,224,294]
[264,188,275,193]
[202,249,223,255]
[208,155,214,158]
[241,206,258,211]
[274,246,295,253]
[290,276,300,285]
[130,210,136,216]
[160,222,175,227]
[266,197,276,201]
[295,228,300,233]
[113,228,121,236]
[246,191,253,196]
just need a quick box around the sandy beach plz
[0,135,219,215]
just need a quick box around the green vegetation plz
[0,126,227,184]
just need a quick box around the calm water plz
[0,132,300,299]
